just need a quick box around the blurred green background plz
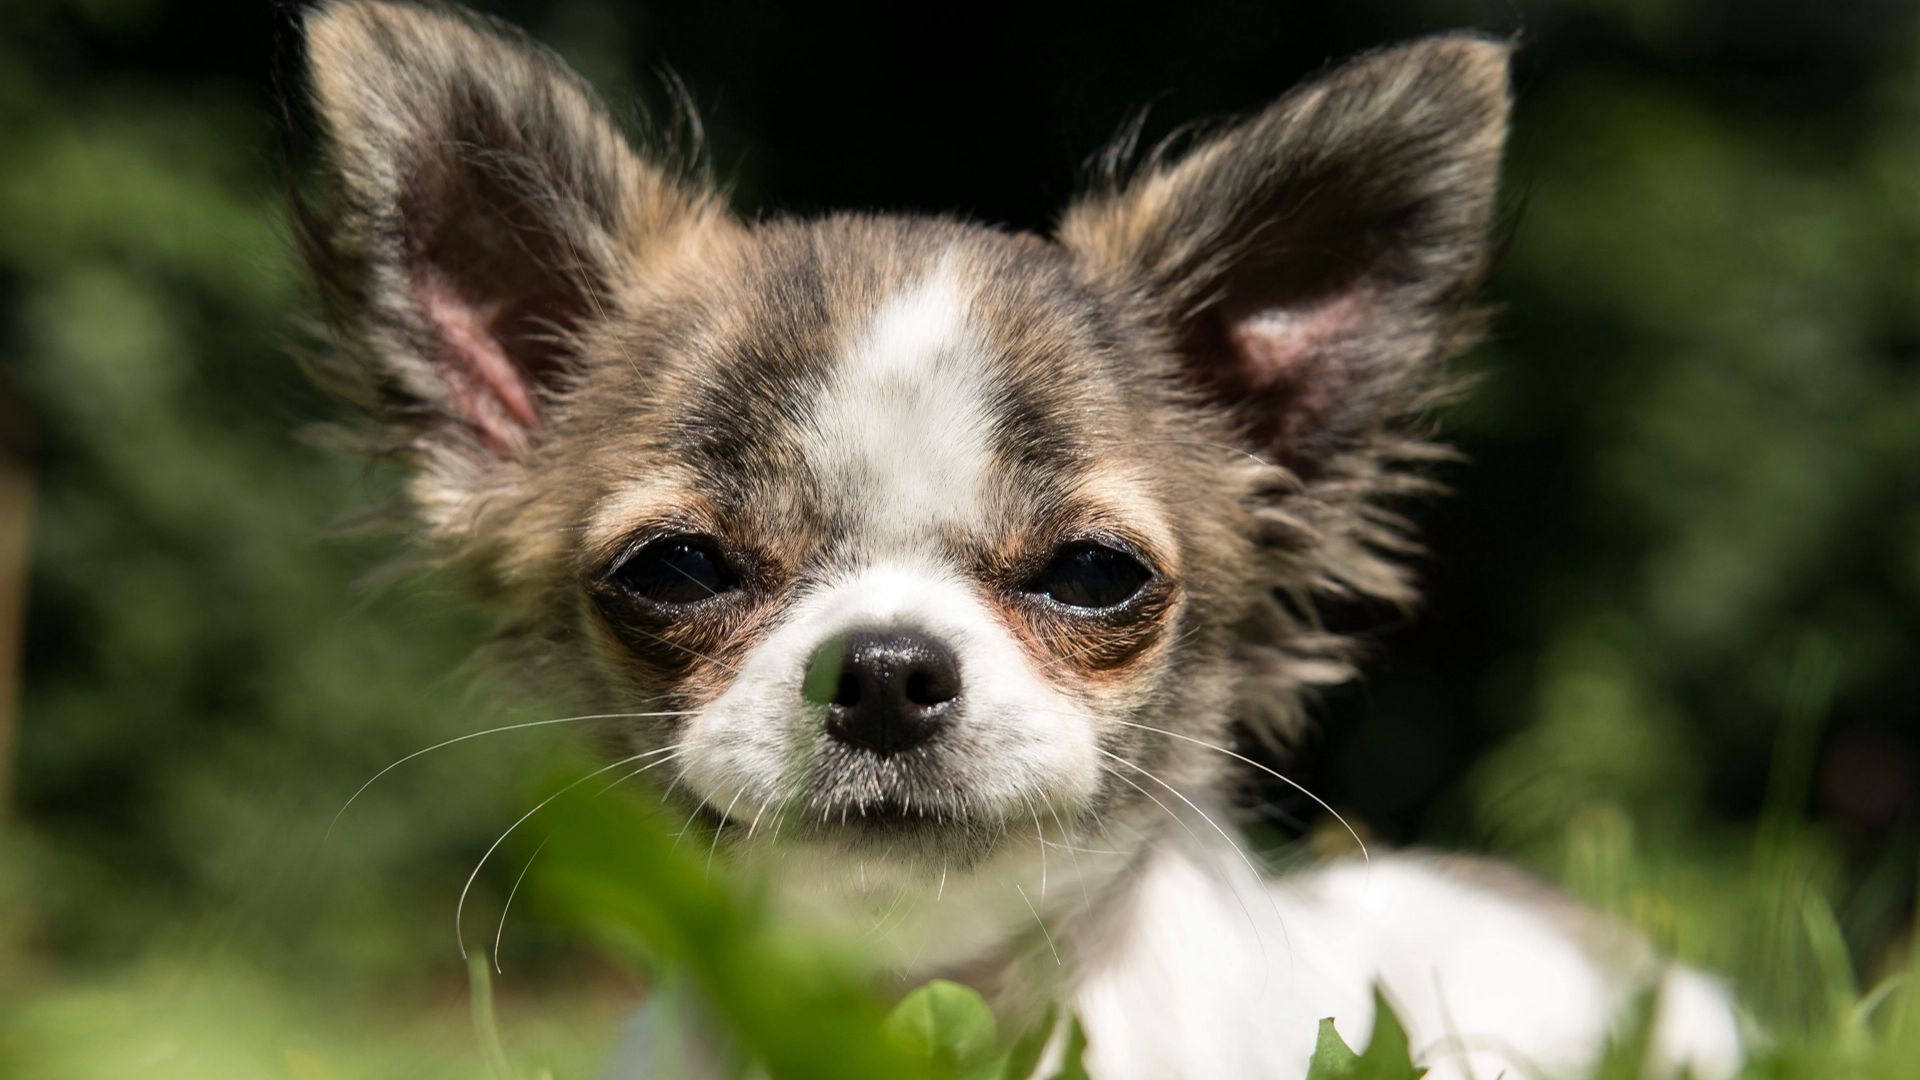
[1,0,1915,1076]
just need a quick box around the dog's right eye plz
[607,535,739,606]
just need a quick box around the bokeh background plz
[2,0,1916,1076]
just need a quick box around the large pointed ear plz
[1059,35,1511,481]
[292,1,726,529]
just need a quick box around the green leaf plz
[887,980,999,1074]
[1356,988,1421,1078]
[1306,991,1424,1080]
[1306,1017,1364,1080]
[533,783,935,1080]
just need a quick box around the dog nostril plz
[832,669,861,708]
[904,667,955,707]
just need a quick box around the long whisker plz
[596,743,688,796]
[1094,747,1268,884]
[670,800,707,848]
[455,747,682,958]
[658,768,690,807]
[1105,717,1370,863]
[1023,793,1049,901]
[1014,881,1061,966]
[622,624,743,674]
[761,778,804,849]
[707,784,749,876]
[491,834,551,975]
[1043,798,1098,920]
[660,554,722,597]
[326,710,693,840]
[743,789,776,844]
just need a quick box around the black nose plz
[807,629,961,755]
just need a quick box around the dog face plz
[295,2,1507,901]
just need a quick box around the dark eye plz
[1031,543,1152,610]
[608,535,738,606]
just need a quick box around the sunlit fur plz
[291,3,1744,1077]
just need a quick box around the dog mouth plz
[698,792,984,837]
[690,781,1009,859]
[683,737,1038,859]
[800,794,979,836]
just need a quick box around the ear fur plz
[292,0,725,537]
[1061,37,1512,743]
[1060,35,1512,482]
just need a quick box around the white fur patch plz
[1071,833,1744,1080]
[803,261,998,548]
[678,559,1100,845]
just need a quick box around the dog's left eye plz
[608,535,738,606]
[1031,543,1152,610]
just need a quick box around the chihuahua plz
[291,3,1744,1077]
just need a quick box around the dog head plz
[294,0,1508,929]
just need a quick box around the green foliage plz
[882,982,1084,1080]
[523,778,1088,1080]
[885,982,1000,1078]
[1305,992,1422,1080]
[530,780,927,1080]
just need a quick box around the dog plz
[289,3,1745,1076]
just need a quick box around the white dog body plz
[1067,837,1742,1079]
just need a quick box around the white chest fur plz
[1068,836,1743,1080]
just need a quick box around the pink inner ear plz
[1219,289,1372,462]
[414,266,542,455]
[1224,290,1368,389]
